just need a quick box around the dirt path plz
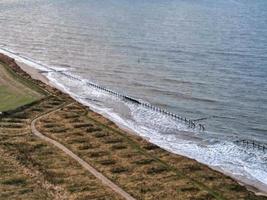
[31,106,136,200]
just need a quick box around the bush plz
[2,178,26,186]
[89,151,107,158]
[104,138,123,144]
[93,132,109,138]
[1,124,23,128]
[73,123,93,128]
[99,159,116,165]
[49,101,62,106]
[111,167,128,174]
[86,127,102,132]
[50,127,67,133]
[111,144,127,150]
[68,138,87,144]
[31,108,43,112]
[143,143,159,150]
[44,123,57,128]
[147,166,167,174]
[78,144,94,150]
[134,159,154,165]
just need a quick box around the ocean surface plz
[0,0,267,193]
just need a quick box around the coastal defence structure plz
[58,71,206,132]
[1,48,204,131]
[1,52,267,199]
[234,139,266,153]
[59,71,267,154]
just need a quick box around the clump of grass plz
[134,159,154,165]
[50,127,67,133]
[99,159,116,165]
[19,188,34,194]
[78,144,94,150]
[93,132,109,138]
[120,151,139,158]
[63,113,79,119]
[147,165,167,174]
[111,167,128,174]
[32,143,46,150]
[68,119,83,123]
[73,123,93,128]
[41,119,53,123]
[1,124,23,128]
[31,108,43,112]
[202,174,216,181]
[187,165,202,172]
[89,151,107,158]
[2,178,27,186]
[12,113,28,119]
[42,170,65,185]
[111,144,127,150]
[49,101,62,106]
[86,127,102,132]
[66,105,81,110]
[3,118,24,123]
[68,138,88,144]
[104,138,123,144]
[43,123,57,128]
[140,186,152,194]
[227,184,245,192]
[180,186,199,192]
[68,184,92,193]
[143,143,159,150]
[107,121,115,126]
[42,105,53,109]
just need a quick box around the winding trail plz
[31,105,136,200]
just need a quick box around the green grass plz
[0,61,48,96]
[2,177,27,186]
[0,62,45,112]
[0,86,36,112]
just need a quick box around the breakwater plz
[58,71,206,132]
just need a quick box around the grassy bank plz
[0,62,44,112]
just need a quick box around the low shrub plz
[143,143,159,150]
[104,138,123,144]
[147,165,167,174]
[99,159,116,165]
[111,167,128,174]
[111,144,127,150]
[134,159,154,165]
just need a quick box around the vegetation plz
[0,55,266,199]
[0,63,43,112]
[0,96,122,200]
[36,102,267,200]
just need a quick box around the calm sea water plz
[1,0,267,193]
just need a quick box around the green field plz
[0,63,43,112]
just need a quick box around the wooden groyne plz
[56,71,206,131]
[234,139,266,153]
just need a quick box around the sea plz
[0,0,267,193]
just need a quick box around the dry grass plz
[1,54,266,200]
[35,102,267,200]
[0,97,123,200]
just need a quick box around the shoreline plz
[0,52,267,198]
[13,56,267,197]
